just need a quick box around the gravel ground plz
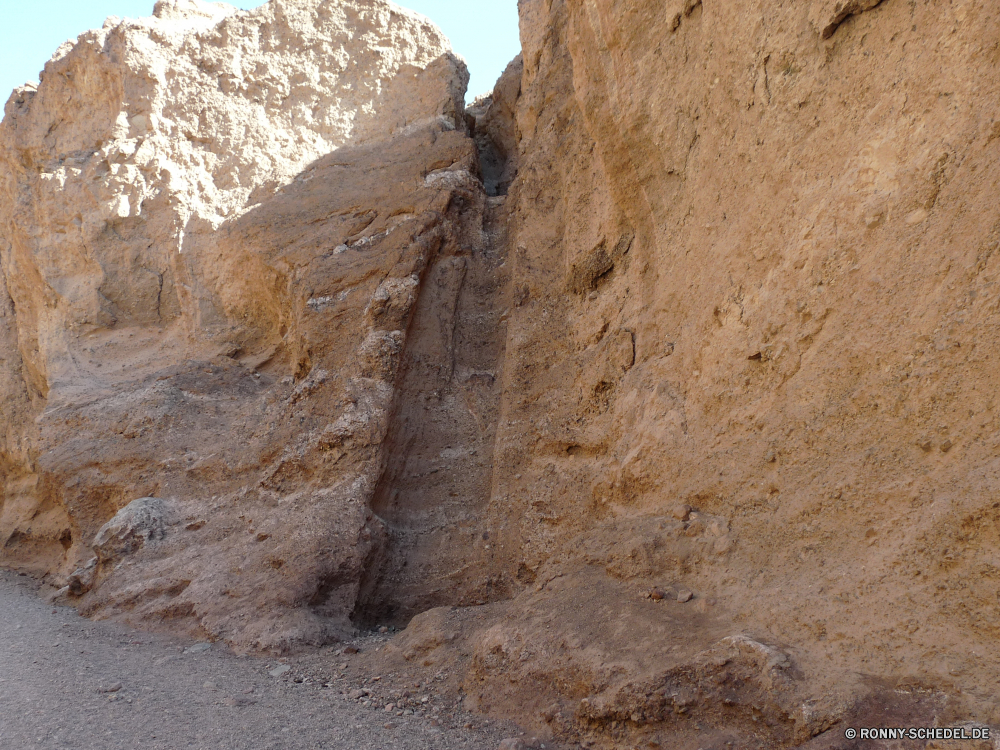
[0,570,521,750]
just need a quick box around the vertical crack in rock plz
[5,0,1000,746]
[467,56,523,197]
[0,0,482,652]
[351,56,522,628]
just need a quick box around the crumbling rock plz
[0,0,481,651]
[575,635,797,731]
[435,0,1000,743]
[92,497,169,565]
[811,0,887,39]
[63,496,170,597]
[4,0,1000,746]
[468,55,522,197]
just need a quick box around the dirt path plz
[0,571,519,750]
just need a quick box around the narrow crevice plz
[352,57,523,630]
[352,197,511,629]
[466,56,523,197]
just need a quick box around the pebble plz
[498,740,528,750]
[184,643,211,654]
[97,682,123,694]
[222,696,256,707]
[677,588,694,603]
[269,664,292,678]
[648,586,678,601]
[670,503,692,521]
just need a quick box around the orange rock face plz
[4,0,1000,745]
[437,0,1000,743]
[0,0,481,651]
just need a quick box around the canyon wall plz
[0,0,486,651]
[387,0,1000,746]
[3,0,1000,747]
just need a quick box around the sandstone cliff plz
[3,0,1000,747]
[422,0,1000,745]
[0,0,480,651]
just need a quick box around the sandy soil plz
[0,570,528,750]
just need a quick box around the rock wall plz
[4,0,1000,746]
[0,0,486,651]
[422,0,1000,745]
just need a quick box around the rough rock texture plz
[0,0,480,651]
[5,0,1000,747]
[427,0,1000,745]
[92,496,170,565]
[467,56,522,197]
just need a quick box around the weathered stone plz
[4,0,1000,746]
[0,0,478,652]
[66,558,98,596]
[93,498,168,565]
[810,0,886,39]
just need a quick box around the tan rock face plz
[0,0,481,651]
[4,0,1000,745]
[442,0,1000,743]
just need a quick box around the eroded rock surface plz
[441,0,1000,745]
[4,0,1000,747]
[0,0,482,651]
[92,496,169,563]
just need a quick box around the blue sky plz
[0,0,520,108]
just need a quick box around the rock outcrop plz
[431,0,1000,745]
[4,0,1000,746]
[0,0,481,650]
